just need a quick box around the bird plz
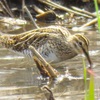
[0,26,92,69]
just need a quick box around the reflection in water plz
[0,32,100,100]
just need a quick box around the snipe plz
[0,26,92,68]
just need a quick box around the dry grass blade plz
[71,6,96,17]
[29,45,59,78]
[38,0,92,18]
[24,5,39,29]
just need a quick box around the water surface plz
[0,23,100,100]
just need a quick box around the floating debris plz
[0,17,28,32]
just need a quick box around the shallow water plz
[0,24,100,100]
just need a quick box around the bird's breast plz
[36,44,59,63]
[22,42,60,63]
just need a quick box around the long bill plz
[81,47,92,69]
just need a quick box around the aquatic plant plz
[94,0,100,31]
[83,58,95,100]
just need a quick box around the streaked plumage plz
[0,26,92,68]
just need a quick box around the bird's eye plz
[78,42,82,46]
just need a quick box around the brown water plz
[0,22,100,100]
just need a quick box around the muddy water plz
[0,26,100,100]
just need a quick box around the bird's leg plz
[29,45,59,78]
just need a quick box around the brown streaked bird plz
[0,26,92,68]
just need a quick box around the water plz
[0,23,100,100]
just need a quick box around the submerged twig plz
[42,85,55,100]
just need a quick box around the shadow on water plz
[0,26,100,100]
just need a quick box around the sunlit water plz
[0,23,100,100]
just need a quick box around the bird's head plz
[67,34,92,69]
